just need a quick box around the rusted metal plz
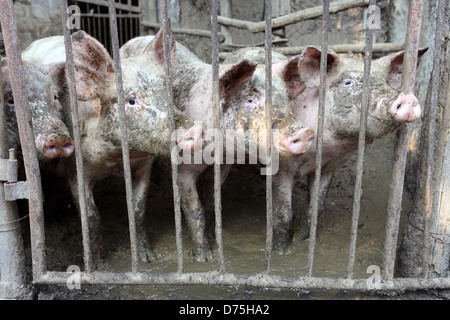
[347,0,376,279]
[0,0,47,281]
[59,0,93,273]
[160,0,184,274]
[306,0,330,277]
[264,0,274,275]
[382,0,424,281]
[211,0,226,273]
[383,0,426,281]
[108,0,139,273]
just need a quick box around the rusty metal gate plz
[1,0,450,298]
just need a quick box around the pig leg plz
[132,156,156,262]
[198,164,233,241]
[299,169,335,239]
[178,163,213,262]
[272,166,295,253]
[64,157,103,266]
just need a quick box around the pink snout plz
[389,93,421,123]
[42,137,75,159]
[177,125,207,152]
[284,127,315,155]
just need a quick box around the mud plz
[17,133,446,300]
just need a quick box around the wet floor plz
[24,134,425,299]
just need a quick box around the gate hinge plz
[0,149,29,201]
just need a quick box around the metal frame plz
[0,0,449,294]
[69,0,141,53]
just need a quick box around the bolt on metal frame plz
[0,0,449,292]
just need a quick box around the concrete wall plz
[14,0,63,50]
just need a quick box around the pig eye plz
[128,98,139,106]
[344,79,354,86]
[6,95,14,106]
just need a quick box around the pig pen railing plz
[0,0,450,297]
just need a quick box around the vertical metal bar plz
[0,0,46,281]
[87,3,91,35]
[416,0,445,278]
[60,0,93,273]
[211,0,226,272]
[382,0,424,281]
[118,9,123,46]
[108,0,139,273]
[160,0,184,274]
[98,5,103,45]
[0,43,28,299]
[346,0,375,279]
[306,0,330,277]
[264,0,274,275]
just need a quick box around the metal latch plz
[0,149,29,201]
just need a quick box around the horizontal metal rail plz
[72,0,141,12]
[38,271,450,291]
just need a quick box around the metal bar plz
[211,0,226,272]
[160,0,184,274]
[346,0,375,279]
[306,0,330,278]
[73,0,140,12]
[382,0,424,281]
[38,270,450,291]
[264,0,274,275]
[0,0,46,281]
[108,0,139,273]
[417,0,445,278]
[0,42,28,299]
[60,0,94,273]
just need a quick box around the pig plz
[22,36,67,65]
[25,27,206,264]
[2,60,74,160]
[121,36,315,261]
[224,46,427,252]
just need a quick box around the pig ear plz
[71,30,115,101]
[297,46,341,88]
[273,56,304,99]
[143,20,176,73]
[219,60,257,101]
[376,47,428,89]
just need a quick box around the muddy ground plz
[15,134,447,300]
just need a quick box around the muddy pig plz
[121,36,315,261]
[2,60,74,160]
[225,46,427,252]
[25,27,206,264]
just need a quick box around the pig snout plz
[283,127,315,155]
[42,136,75,159]
[177,125,206,152]
[389,93,421,123]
